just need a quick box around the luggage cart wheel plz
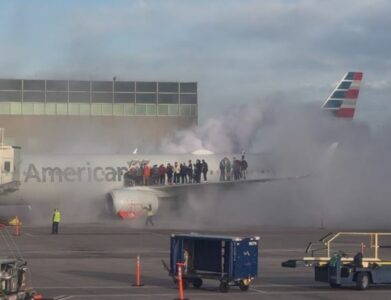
[193,278,203,289]
[356,272,370,290]
[182,278,189,289]
[219,281,229,293]
[239,280,250,291]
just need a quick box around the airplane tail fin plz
[322,72,363,118]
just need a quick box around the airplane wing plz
[108,174,309,219]
[150,175,306,193]
[109,142,336,220]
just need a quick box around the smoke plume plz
[159,99,391,230]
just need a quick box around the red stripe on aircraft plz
[346,89,360,99]
[354,72,363,80]
[336,108,355,118]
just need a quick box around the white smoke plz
[157,98,391,230]
[160,102,265,154]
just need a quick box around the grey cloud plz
[1,1,391,124]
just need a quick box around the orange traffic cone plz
[132,255,144,287]
[174,262,188,300]
[16,216,20,236]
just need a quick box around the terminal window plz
[4,161,10,173]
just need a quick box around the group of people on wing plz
[124,159,209,187]
[219,155,248,181]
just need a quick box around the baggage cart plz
[165,233,259,293]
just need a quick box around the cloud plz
[0,0,391,125]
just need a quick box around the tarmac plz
[6,222,391,300]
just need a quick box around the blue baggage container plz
[168,233,259,292]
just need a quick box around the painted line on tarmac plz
[261,248,307,252]
[251,283,324,288]
[53,291,260,299]
[250,288,391,295]
[250,288,268,294]
[253,290,344,295]
[52,289,391,299]
[36,285,162,289]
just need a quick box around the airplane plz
[0,72,363,221]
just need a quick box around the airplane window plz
[4,161,10,173]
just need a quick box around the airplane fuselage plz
[1,153,268,218]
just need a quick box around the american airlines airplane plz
[0,72,363,221]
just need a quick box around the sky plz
[0,0,391,126]
[3,0,391,228]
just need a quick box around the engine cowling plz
[106,187,159,220]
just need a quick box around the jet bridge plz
[0,129,21,195]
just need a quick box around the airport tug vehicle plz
[163,233,259,293]
[282,232,391,290]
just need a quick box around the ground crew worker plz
[184,249,189,274]
[144,204,154,227]
[9,216,21,226]
[183,242,193,274]
[9,216,21,236]
[52,208,61,234]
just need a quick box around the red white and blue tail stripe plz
[322,72,363,118]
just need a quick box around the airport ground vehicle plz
[0,258,40,299]
[0,225,41,299]
[282,232,391,290]
[165,233,259,293]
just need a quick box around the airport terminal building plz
[0,78,197,153]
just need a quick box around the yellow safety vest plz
[9,217,21,226]
[53,211,61,222]
[147,208,154,217]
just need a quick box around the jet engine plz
[106,187,160,219]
